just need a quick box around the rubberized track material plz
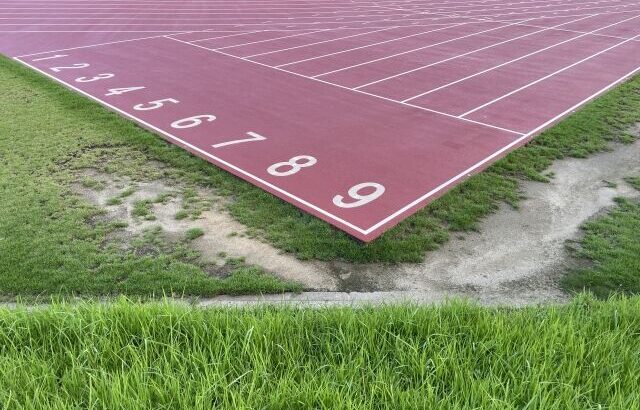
[3,0,640,241]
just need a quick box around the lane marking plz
[276,21,475,68]
[362,63,640,234]
[241,26,398,58]
[353,14,595,89]
[214,28,335,50]
[402,13,640,102]
[166,36,524,135]
[460,33,640,116]
[12,56,372,235]
[312,19,531,78]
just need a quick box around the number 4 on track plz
[105,86,145,96]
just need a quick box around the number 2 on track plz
[50,63,89,72]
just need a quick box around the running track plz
[2,0,640,241]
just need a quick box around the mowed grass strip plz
[563,176,640,298]
[1,56,640,271]
[1,297,639,408]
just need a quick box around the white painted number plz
[267,155,317,177]
[75,73,114,83]
[171,115,216,129]
[50,63,89,72]
[32,54,67,62]
[105,86,145,96]
[134,98,179,111]
[212,131,266,148]
[333,182,385,208]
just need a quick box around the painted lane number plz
[268,155,317,177]
[36,54,386,218]
[134,98,179,111]
[333,183,385,208]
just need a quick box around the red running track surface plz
[2,0,640,241]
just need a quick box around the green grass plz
[563,176,640,298]
[0,296,639,408]
[0,57,303,297]
[185,227,205,241]
[1,56,639,267]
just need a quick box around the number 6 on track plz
[333,183,385,208]
[171,115,216,129]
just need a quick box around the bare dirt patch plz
[72,168,337,289]
[73,138,640,305]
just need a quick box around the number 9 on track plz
[333,182,385,208]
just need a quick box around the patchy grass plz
[1,296,640,408]
[2,55,640,268]
[0,57,301,297]
[132,199,155,220]
[563,176,640,298]
[184,227,205,241]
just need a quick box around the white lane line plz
[362,63,640,234]
[402,13,640,102]
[0,11,418,21]
[312,19,531,78]
[421,0,630,16]
[0,19,525,38]
[0,0,497,5]
[460,33,640,116]
[353,14,595,89]
[441,9,640,41]
[214,28,334,50]
[2,30,217,32]
[0,14,461,28]
[242,26,399,58]
[275,21,475,68]
[13,27,225,57]
[189,30,264,42]
[455,1,640,20]
[11,56,372,236]
[166,36,524,135]
[0,0,590,11]
[513,22,640,41]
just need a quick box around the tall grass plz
[0,297,639,408]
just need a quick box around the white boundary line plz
[7,21,470,58]
[312,19,530,78]
[362,64,640,234]
[0,14,463,28]
[14,27,219,57]
[11,19,640,238]
[460,33,640,116]
[0,0,605,18]
[275,20,475,68]
[241,26,398,58]
[214,28,335,50]
[166,37,525,134]
[353,14,595,89]
[402,13,640,102]
[399,0,632,16]
[0,11,421,22]
[189,30,264,42]
[454,1,640,20]
[11,56,371,236]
